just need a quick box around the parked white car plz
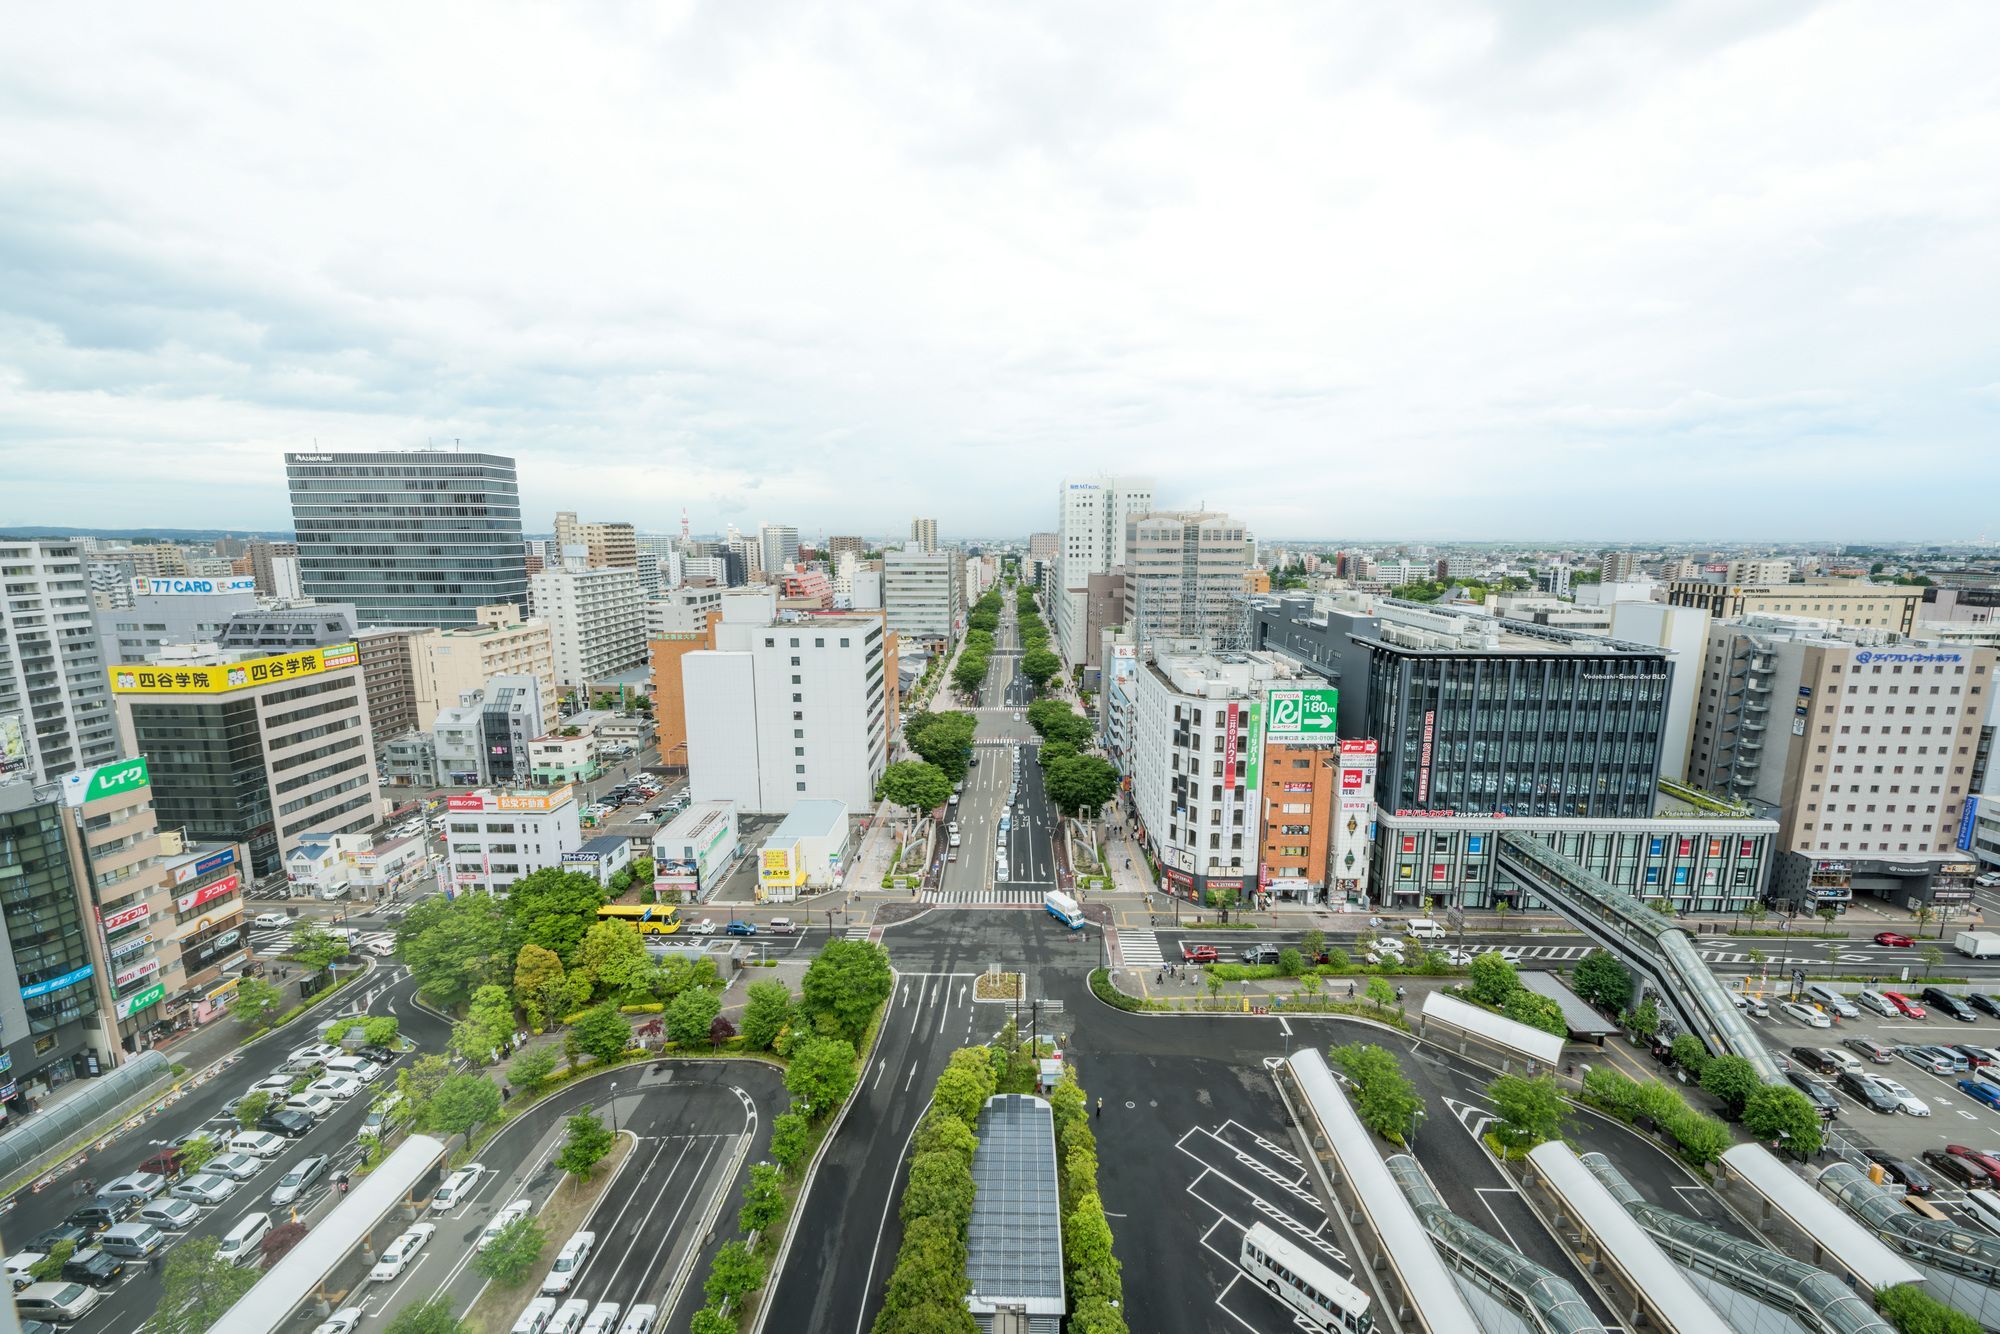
[479,1199,534,1251]
[1874,1077,1932,1116]
[688,919,717,937]
[369,1223,436,1281]
[1780,1001,1832,1028]
[541,1231,596,1294]
[254,912,293,928]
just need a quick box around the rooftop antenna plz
[681,506,690,543]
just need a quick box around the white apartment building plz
[910,518,938,554]
[1131,649,1290,899]
[883,543,961,651]
[442,784,581,894]
[529,562,647,686]
[1726,559,1794,586]
[682,590,891,812]
[758,524,799,575]
[1,538,122,783]
[1051,476,1153,667]
[1123,511,1252,652]
[411,604,557,730]
[646,586,724,638]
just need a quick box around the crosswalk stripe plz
[924,889,1046,905]
[1121,930,1166,968]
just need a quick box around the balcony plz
[1745,677,1771,694]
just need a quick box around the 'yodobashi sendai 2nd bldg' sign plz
[1263,687,1338,745]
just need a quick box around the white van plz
[98,1222,165,1259]
[616,1305,659,1334]
[1405,919,1446,941]
[14,1281,101,1322]
[227,1131,286,1159]
[217,1213,273,1266]
[1964,1190,2000,1237]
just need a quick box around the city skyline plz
[5,5,1998,539]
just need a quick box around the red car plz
[1883,991,1928,1019]
[1181,944,1219,963]
[1875,931,1915,947]
[1946,1145,2000,1186]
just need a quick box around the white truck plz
[1043,891,1085,930]
[1954,931,2000,959]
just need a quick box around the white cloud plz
[1,0,1996,539]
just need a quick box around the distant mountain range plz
[0,525,293,542]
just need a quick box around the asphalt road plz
[401,1063,781,1334]
[0,961,453,1334]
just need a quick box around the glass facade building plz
[0,783,104,1102]
[286,451,528,628]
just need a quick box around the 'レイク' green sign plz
[62,756,150,807]
[1265,688,1338,744]
[116,981,166,1019]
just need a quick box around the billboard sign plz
[102,902,151,933]
[172,846,236,885]
[108,641,358,695]
[447,793,486,812]
[115,982,166,1019]
[21,964,93,1000]
[176,872,240,913]
[140,576,258,596]
[0,712,25,776]
[1264,687,1338,744]
[1339,738,1378,756]
[1958,797,1981,853]
[62,756,150,807]
[114,957,161,988]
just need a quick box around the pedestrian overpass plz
[1493,832,1783,1085]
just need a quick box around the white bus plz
[1961,1189,2000,1237]
[1240,1222,1372,1332]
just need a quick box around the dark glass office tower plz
[0,783,105,1096]
[286,451,528,628]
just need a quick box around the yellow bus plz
[597,903,683,935]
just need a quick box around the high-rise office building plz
[109,641,381,877]
[355,626,428,745]
[1666,577,1923,634]
[910,518,939,554]
[94,577,260,666]
[759,524,799,575]
[1122,511,1252,652]
[286,450,528,628]
[1051,476,1153,668]
[247,540,300,596]
[883,543,961,651]
[0,782,110,1094]
[0,538,121,784]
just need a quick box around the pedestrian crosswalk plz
[1500,941,1759,966]
[247,928,292,955]
[1121,929,1165,969]
[843,923,874,940]
[924,889,1047,905]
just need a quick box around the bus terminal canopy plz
[1420,991,1565,1067]
[208,1134,449,1334]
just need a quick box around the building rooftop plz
[768,799,847,841]
[966,1094,1065,1318]
[578,834,628,858]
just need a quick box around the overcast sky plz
[4,2,1997,543]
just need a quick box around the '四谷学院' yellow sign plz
[108,642,359,696]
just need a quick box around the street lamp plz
[607,1083,619,1136]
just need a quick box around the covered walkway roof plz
[209,1134,449,1334]
[1516,970,1620,1039]
[1720,1145,1923,1293]
[1419,991,1563,1067]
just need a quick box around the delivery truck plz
[1955,931,2000,959]
[1044,890,1085,930]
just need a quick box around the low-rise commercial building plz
[411,604,557,731]
[1667,577,1923,634]
[442,785,581,894]
[757,798,849,901]
[284,830,429,903]
[431,675,545,788]
[653,801,740,903]
[528,733,598,785]
[561,834,634,889]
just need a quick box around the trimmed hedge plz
[871,1047,994,1333]
[1580,1067,1732,1167]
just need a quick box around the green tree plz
[1365,976,1396,1010]
[29,1241,75,1281]
[739,1162,786,1234]
[740,979,793,1051]
[1622,997,1662,1041]
[1021,646,1062,692]
[1921,944,1945,978]
[470,1215,548,1284]
[361,1015,401,1048]
[1487,1074,1565,1153]
[1743,1084,1825,1155]
[1873,1284,1982,1334]
[667,986,724,1047]
[575,919,651,1000]
[785,1035,859,1118]
[179,1132,219,1175]
[1330,1043,1425,1144]
[703,1239,765,1309]
[506,866,609,963]
[799,939,894,1043]
[1044,754,1120,819]
[513,943,567,1027]
[231,975,283,1030]
[397,893,513,1008]
[769,1112,811,1174]
[952,652,988,696]
[1276,948,1305,978]
[1669,1034,1711,1077]
[875,760,953,816]
[1570,952,1633,1012]
[1300,928,1326,961]
[234,1090,273,1129]
[507,1046,559,1097]
[1503,989,1568,1038]
[287,920,347,973]
[689,1307,736,1334]
[556,1106,616,1181]
[1467,951,1520,1006]
[452,984,516,1065]
[932,1048,998,1127]
[156,1236,260,1334]
[1026,700,1093,750]
[1699,1054,1761,1116]
[906,711,978,782]
[1065,1191,1123,1303]
[425,1073,503,1138]
[382,1298,467,1334]
[394,1053,454,1128]
[564,1004,632,1067]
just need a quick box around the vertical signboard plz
[1960,797,1982,853]
[1334,739,1379,902]
[1416,710,1436,803]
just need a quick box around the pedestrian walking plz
[1095,1096,1103,1119]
